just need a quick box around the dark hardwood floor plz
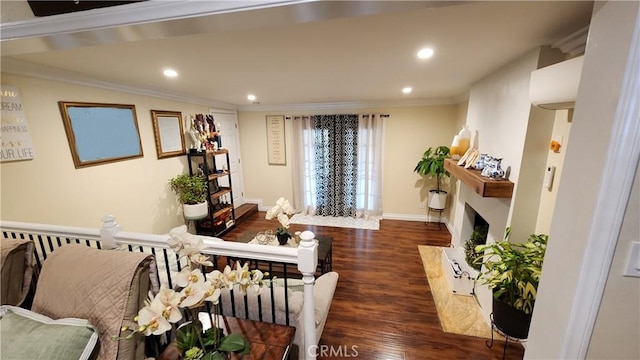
[225,212,525,360]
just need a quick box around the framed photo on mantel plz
[266,115,286,165]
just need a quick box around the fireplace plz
[451,183,512,322]
[463,208,489,271]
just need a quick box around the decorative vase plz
[276,233,290,245]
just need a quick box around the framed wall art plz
[150,110,186,159]
[266,115,286,165]
[58,101,143,168]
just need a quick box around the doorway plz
[209,109,245,207]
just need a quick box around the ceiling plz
[0,1,594,110]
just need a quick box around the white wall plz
[451,48,542,249]
[0,73,213,233]
[586,166,640,359]
[526,1,640,358]
[237,105,457,217]
[508,105,556,242]
[535,109,572,234]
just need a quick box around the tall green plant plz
[474,231,547,314]
[170,173,208,205]
[413,145,450,192]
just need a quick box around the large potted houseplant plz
[474,229,548,339]
[413,145,450,210]
[170,173,209,220]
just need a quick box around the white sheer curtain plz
[356,114,384,219]
[292,114,385,218]
[292,115,318,215]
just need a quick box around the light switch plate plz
[623,241,640,277]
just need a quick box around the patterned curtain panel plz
[312,114,359,217]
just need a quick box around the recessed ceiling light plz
[247,94,256,101]
[163,69,178,78]
[417,48,434,59]
[402,87,413,94]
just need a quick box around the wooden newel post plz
[99,215,121,249]
[298,230,318,360]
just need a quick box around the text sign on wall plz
[1,86,35,162]
[266,115,286,165]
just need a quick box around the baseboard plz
[382,213,428,222]
[243,198,265,211]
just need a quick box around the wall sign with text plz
[1,86,35,162]
[266,115,286,165]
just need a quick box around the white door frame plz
[209,108,245,208]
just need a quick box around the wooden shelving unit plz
[444,158,514,198]
[187,149,236,237]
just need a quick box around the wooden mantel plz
[444,158,514,198]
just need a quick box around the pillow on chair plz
[0,305,98,360]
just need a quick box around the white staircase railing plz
[1,215,319,360]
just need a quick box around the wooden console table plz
[234,231,333,275]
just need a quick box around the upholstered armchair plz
[1,245,157,360]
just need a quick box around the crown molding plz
[1,57,237,110]
[552,25,589,57]
[237,97,459,112]
[453,90,470,104]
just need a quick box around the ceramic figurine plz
[481,155,495,177]
[474,153,487,170]
[489,158,505,179]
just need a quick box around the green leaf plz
[176,325,199,352]
[202,352,226,360]
[218,334,250,353]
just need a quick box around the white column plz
[99,214,121,249]
[297,230,318,360]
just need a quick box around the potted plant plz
[464,222,488,272]
[170,173,209,220]
[474,229,548,339]
[413,145,450,210]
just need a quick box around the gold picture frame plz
[150,110,186,159]
[58,101,143,168]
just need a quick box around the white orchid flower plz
[179,280,207,308]
[277,213,290,229]
[221,265,237,287]
[137,302,172,335]
[189,253,213,267]
[151,287,182,323]
[176,268,205,288]
[203,284,222,304]
[265,205,279,220]
[246,270,265,295]
[279,198,294,214]
[178,236,205,257]
[206,270,224,288]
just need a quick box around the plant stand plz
[486,313,527,360]
[427,207,444,229]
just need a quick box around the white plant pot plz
[183,202,208,220]
[428,190,448,210]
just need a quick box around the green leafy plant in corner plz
[465,223,488,271]
[170,173,208,205]
[413,146,450,192]
[473,228,547,314]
